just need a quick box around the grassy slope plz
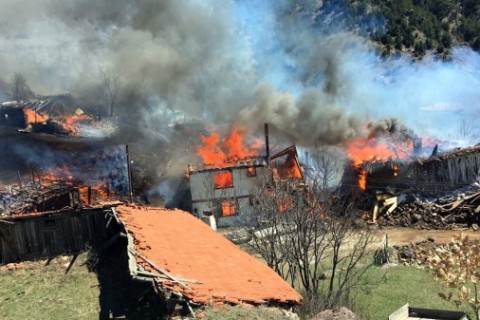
[356,265,468,319]
[0,252,473,320]
[0,254,100,320]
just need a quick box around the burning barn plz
[0,98,131,263]
[188,125,304,228]
[343,139,480,227]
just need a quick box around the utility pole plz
[126,145,134,203]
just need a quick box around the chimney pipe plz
[264,123,270,164]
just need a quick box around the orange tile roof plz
[116,204,302,306]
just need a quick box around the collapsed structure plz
[0,98,97,136]
[351,142,480,229]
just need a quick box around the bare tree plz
[454,118,480,145]
[246,179,380,315]
[246,180,303,282]
[323,199,376,307]
[10,73,33,101]
[100,70,119,117]
[425,234,480,320]
[306,145,344,191]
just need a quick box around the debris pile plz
[394,238,436,266]
[377,183,480,230]
[0,183,79,216]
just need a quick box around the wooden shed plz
[0,208,107,264]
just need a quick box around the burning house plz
[188,125,304,228]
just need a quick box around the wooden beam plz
[65,254,79,274]
[129,249,192,290]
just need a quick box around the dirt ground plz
[372,227,480,246]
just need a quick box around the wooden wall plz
[0,209,107,264]
[410,153,480,195]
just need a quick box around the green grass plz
[0,251,474,320]
[0,254,100,320]
[203,305,291,320]
[356,265,469,320]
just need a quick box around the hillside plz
[322,0,480,58]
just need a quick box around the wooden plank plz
[65,254,79,274]
[131,250,192,290]
[388,303,409,320]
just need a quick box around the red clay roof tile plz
[116,204,302,306]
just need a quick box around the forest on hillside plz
[320,0,480,58]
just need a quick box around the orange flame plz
[393,164,399,177]
[221,200,237,216]
[23,108,49,124]
[358,169,367,190]
[56,113,94,136]
[346,138,411,165]
[197,126,262,166]
[347,138,413,191]
[213,171,233,189]
[38,166,113,204]
[286,156,303,180]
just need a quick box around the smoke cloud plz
[0,0,480,147]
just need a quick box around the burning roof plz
[191,125,303,180]
[0,99,115,138]
[115,204,302,306]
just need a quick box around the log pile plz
[377,183,480,230]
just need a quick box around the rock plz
[472,223,479,231]
[381,262,398,269]
[311,307,360,320]
[399,248,414,260]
